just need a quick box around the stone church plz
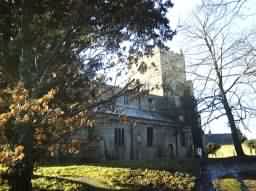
[60,49,201,161]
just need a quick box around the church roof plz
[112,106,172,122]
[96,103,178,125]
[206,133,233,145]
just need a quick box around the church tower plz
[129,48,192,97]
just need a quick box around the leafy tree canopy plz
[0,0,174,87]
[0,0,175,141]
[0,1,175,190]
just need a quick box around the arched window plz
[114,128,124,146]
[123,95,128,104]
[147,127,154,147]
[180,132,186,147]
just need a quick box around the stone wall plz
[89,114,194,161]
[53,114,194,162]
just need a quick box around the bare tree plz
[184,0,256,156]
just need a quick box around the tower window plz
[147,127,154,147]
[114,128,125,146]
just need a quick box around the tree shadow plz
[89,159,199,176]
[33,175,172,191]
[34,175,111,191]
[39,159,200,176]
[213,175,251,191]
[0,174,111,191]
[236,177,249,191]
[239,171,256,191]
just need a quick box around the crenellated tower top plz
[129,48,192,97]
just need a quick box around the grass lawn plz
[209,144,256,158]
[0,175,88,191]
[0,160,197,191]
[213,178,256,191]
[90,159,200,175]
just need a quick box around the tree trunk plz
[19,0,34,87]
[8,123,33,191]
[215,64,245,156]
[221,93,245,156]
[211,51,245,156]
[216,73,244,156]
[8,0,35,190]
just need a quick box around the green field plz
[208,144,256,158]
[0,160,197,191]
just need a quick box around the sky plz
[167,0,200,52]
[167,0,256,139]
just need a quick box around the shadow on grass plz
[33,175,111,191]
[213,177,250,191]
[33,175,175,191]
[213,172,256,191]
[239,172,256,191]
[34,159,199,191]
[40,159,200,176]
